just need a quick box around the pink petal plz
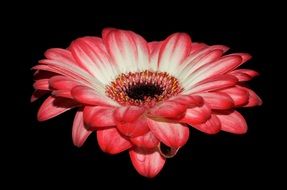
[49,75,79,90]
[219,86,249,106]
[158,33,192,72]
[72,110,92,147]
[102,28,149,73]
[186,74,238,94]
[33,79,49,90]
[51,90,72,99]
[117,116,150,137]
[70,37,115,82]
[189,43,209,54]
[44,48,77,66]
[147,118,189,148]
[149,101,187,120]
[130,131,159,149]
[97,128,132,154]
[187,54,243,86]
[71,85,115,106]
[83,106,116,129]
[197,92,234,110]
[129,148,165,178]
[148,41,162,71]
[33,70,57,80]
[230,69,259,81]
[180,104,211,125]
[37,96,77,121]
[114,106,145,123]
[192,114,221,134]
[168,95,203,108]
[216,111,247,134]
[180,49,225,82]
[241,87,263,107]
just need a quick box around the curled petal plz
[37,96,77,121]
[149,101,187,120]
[117,116,149,137]
[219,86,249,106]
[72,110,92,147]
[114,106,145,123]
[147,118,189,148]
[180,104,211,125]
[130,131,159,149]
[97,128,132,154]
[71,85,116,106]
[241,87,263,107]
[191,114,221,134]
[197,92,234,110]
[129,147,165,178]
[83,106,116,128]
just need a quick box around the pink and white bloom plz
[32,28,262,177]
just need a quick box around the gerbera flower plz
[32,28,262,177]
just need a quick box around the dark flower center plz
[105,70,182,106]
[126,84,164,101]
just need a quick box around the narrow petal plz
[179,49,225,83]
[241,87,263,107]
[49,75,79,90]
[97,128,132,154]
[33,79,49,90]
[158,33,192,73]
[51,90,73,99]
[72,110,92,147]
[83,106,116,129]
[147,118,189,148]
[185,54,243,88]
[44,48,77,66]
[129,148,165,178]
[180,104,211,125]
[230,69,259,81]
[71,85,117,106]
[216,111,247,134]
[117,116,150,137]
[184,74,238,94]
[219,86,249,106]
[197,92,234,110]
[191,114,221,134]
[37,96,77,121]
[130,131,159,149]
[103,28,149,73]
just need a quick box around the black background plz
[4,3,279,189]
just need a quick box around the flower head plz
[32,28,262,177]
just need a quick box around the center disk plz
[105,70,182,106]
[126,84,164,101]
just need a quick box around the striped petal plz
[129,148,165,178]
[72,110,92,147]
[217,111,247,134]
[97,128,132,154]
[37,96,77,121]
[147,118,189,148]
